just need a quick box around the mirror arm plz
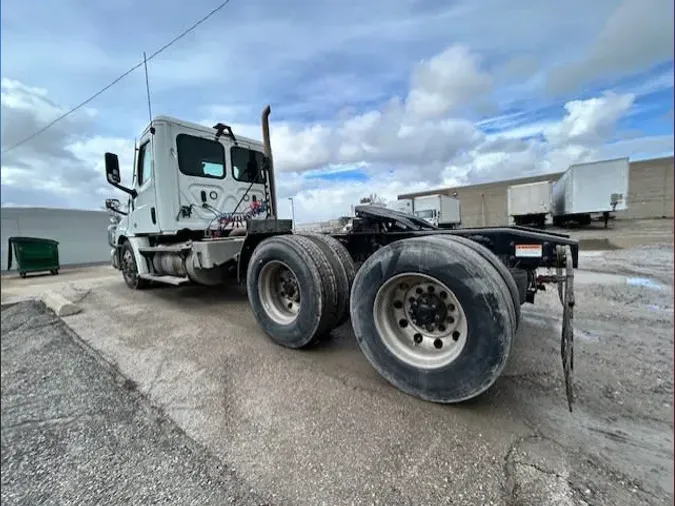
[108,180,137,199]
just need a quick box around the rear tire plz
[350,235,516,403]
[247,235,338,348]
[298,233,355,327]
[428,234,521,329]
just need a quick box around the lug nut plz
[413,333,423,344]
[434,315,440,321]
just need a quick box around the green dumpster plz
[7,237,60,278]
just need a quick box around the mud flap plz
[537,245,575,412]
[557,245,575,413]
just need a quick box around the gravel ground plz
[1,232,672,505]
[0,300,266,506]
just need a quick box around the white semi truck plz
[507,181,553,228]
[103,106,580,410]
[552,158,629,228]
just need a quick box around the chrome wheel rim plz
[373,273,468,370]
[258,260,301,325]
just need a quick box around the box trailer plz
[552,157,629,228]
[390,198,413,214]
[412,194,461,229]
[507,181,553,228]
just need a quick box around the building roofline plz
[398,170,565,200]
[397,155,674,200]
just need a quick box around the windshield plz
[415,209,435,219]
[231,146,266,184]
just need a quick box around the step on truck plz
[104,106,579,411]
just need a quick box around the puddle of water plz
[626,277,668,291]
[645,304,674,314]
[575,271,670,291]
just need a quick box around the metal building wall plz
[398,156,674,227]
[624,157,674,219]
[1,207,111,271]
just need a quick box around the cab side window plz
[137,141,153,186]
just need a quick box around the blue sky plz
[1,0,673,223]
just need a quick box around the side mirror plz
[105,152,121,184]
[104,152,137,198]
[105,198,121,211]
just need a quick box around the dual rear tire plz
[246,233,354,348]
[247,233,519,403]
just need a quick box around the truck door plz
[130,138,160,234]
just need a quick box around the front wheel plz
[350,235,516,404]
[120,241,149,290]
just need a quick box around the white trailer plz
[412,194,461,229]
[552,157,629,228]
[507,181,553,228]
[390,198,413,214]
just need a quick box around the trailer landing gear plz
[537,245,575,412]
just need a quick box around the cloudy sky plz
[1,0,673,223]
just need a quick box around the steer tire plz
[350,235,516,403]
[247,235,339,348]
[428,234,521,329]
[298,233,355,327]
[121,241,149,290]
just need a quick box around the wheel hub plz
[373,273,469,370]
[258,260,301,325]
[409,292,447,327]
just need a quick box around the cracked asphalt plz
[1,300,266,506]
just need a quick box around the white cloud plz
[405,45,493,120]
[548,0,674,93]
[0,79,135,208]
[544,92,635,146]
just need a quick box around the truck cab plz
[414,208,438,226]
[108,115,269,238]
[104,113,279,288]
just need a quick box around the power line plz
[1,0,233,155]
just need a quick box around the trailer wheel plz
[350,236,516,403]
[120,241,149,290]
[427,234,521,329]
[247,235,339,348]
[298,233,355,327]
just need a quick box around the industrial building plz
[398,156,674,227]
[1,207,112,272]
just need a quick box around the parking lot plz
[2,219,673,506]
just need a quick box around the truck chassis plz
[112,203,578,411]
